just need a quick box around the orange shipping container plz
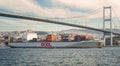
[85,34,91,39]
[46,34,56,41]
[68,34,75,41]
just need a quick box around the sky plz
[0,0,120,32]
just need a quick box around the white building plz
[23,30,38,42]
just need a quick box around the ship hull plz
[8,40,103,48]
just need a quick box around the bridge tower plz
[103,6,113,46]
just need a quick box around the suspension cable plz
[40,7,102,19]
[112,8,120,30]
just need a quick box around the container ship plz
[8,40,103,48]
[7,32,103,48]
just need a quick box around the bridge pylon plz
[103,6,113,46]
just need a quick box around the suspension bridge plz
[0,6,120,46]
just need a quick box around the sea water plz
[0,46,120,66]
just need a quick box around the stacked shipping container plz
[45,34,92,42]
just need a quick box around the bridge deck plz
[0,13,120,35]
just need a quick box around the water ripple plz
[0,47,120,66]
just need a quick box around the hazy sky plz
[0,0,120,32]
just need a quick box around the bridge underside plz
[0,13,120,35]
